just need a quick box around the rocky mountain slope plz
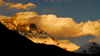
[0,18,80,51]
[1,18,100,55]
[2,21,98,56]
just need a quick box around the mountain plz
[58,40,80,51]
[1,19,100,55]
[0,22,89,56]
[0,18,16,30]
[0,18,80,52]
[73,42,100,55]
[0,19,60,45]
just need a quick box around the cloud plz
[12,11,100,39]
[0,15,10,20]
[0,0,13,6]
[13,11,41,25]
[88,35,100,44]
[0,0,36,10]
[9,3,36,10]
[0,0,5,6]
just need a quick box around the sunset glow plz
[0,0,100,52]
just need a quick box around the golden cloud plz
[12,11,100,39]
[88,35,100,44]
[0,0,13,6]
[0,15,11,20]
[10,3,36,10]
[0,0,36,10]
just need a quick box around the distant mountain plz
[73,42,100,54]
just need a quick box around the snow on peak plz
[73,42,100,54]
[0,18,80,52]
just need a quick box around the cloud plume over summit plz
[12,11,100,39]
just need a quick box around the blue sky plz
[0,0,100,46]
[1,0,100,23]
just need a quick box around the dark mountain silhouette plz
[0,22,98,56]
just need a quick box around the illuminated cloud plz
[88,39,95,42]
[0,0,13,6]
[9,3,36,10]
[13,11,41,25]
[0,0,5,6]
[0,0,36,10]
[0,15,10,20]
[88,35,100,44]
[12,11,100,39]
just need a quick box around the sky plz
[0,0,100,47]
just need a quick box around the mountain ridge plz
[0,18,80,51]
[0,19,100,55]
[0,22,86,56]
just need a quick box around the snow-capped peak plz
[0,19,16,30]
[73,42,100,54]
[0,18,80,52]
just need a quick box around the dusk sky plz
[0,0,100,47]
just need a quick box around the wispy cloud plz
[0,0,36,10]
[0,0,13,6]
[88,35,100,44]
[9,3,36,10]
